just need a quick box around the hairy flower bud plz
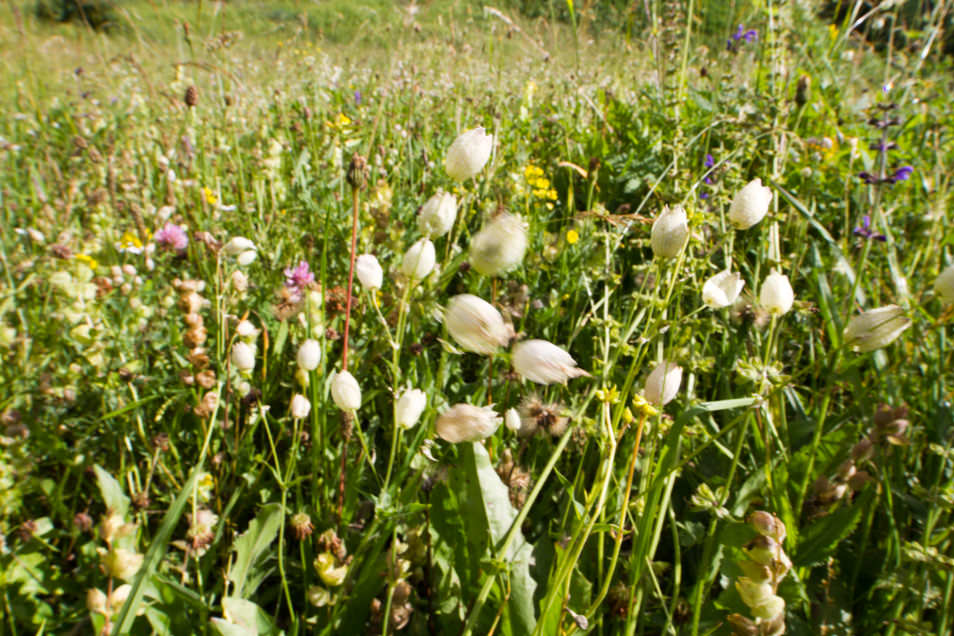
[469,213,528,276]
[230,341,256,372]
[395,388,427,430]
[444,294,512,355]
[103,547,144,581]
[401,238,436,281]
[650,205,689,258]
[512,339,589,384]
[844,305,910,352]
[504,407,522,432]
[290,394,311,419]
[445,127,493,181]
[728,178,772,230]
[331,370,362,411]
[702,270,744,309]
[297,339,321,371]
[644,361,682,406]
[418,190,458,237]
[436,403,502,443]
[760,271,794,315]
[356,254,383,289]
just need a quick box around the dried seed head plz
[290,512,314,541]
[347,153,368,190]
[74,511,94,533]
[184,85,198,108]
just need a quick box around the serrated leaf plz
[795,495,868,567]
[94,465,129,517]
[227,503,284,598]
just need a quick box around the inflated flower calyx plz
[511,339,589,384]
[445,127,493,181]
[435,403,502,443]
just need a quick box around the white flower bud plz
[395,388,427,429]
[401,238,436,281]
[702,270,744,309]
[650,205,689,258]
[444,294,512,355]
[223,236,256,255]
[297,339,321,371]
[103,547,144,581]
[230,270,248,292]
[87,588,108,615]
[418,190,458,238]
[759,271,794,315]
[469,213,528,277]
[445,127,494,181]
[935,264,954,303]
[728,178,773,230]
[512,339,589,384]
[844,305,910,352]
[435,403,502,443]
[230,341,256,371]
[235,320,259,341]
[505,408,522,432]
[331,370,361,411]
[356,254,383,289]
[290,393,311,419]
[644,361,682,406]
[237,250,257,266]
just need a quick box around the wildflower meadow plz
[2,1,954,634]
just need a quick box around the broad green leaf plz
[227,503,284,598]
[94,465,129,517]
[210,598,281,636]
[465,442,538,635]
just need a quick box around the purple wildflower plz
[890,165,913,182]
[733,24,758,42]
[853,215,886,242]
[704,154,715,168]
[154,223,189,251]
[354,90,362,105]
[284,260,315,301]
[858,165,914,185]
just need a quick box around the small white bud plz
[230,341,256,372]
[504,408,522,432]
[401,238,436,281]
[223,236,256,255]
[759,270,794,315]
[418,190,458,237]
[230,270,248,292]
[356,254,383,289]
[511,339,589,384]
[297,339,321,371]
[435,403,502,443]
[331,370,362,411]
[290,394,311,419]
[235,320,259,341]
[445,127,494,181]
[444,294,512,355]
[644,361,682,406]
[728,178,773,230]
[701,270,744,309]
[650,205,689,258]
[469,213,528,277]
[395,388,427,430]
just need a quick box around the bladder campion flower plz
[445,127,493,181]
[444,294,512,355]
[435,403,501,443]
[511,339,589,384]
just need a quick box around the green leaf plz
[112,469,202,635]
[227,503,284,599]
[465,442,538,635]
[94,465,129,517]
[210,598,281,636]
[794,493,868,567]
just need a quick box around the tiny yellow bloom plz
[204,187,217,205]
[119,232,143,251]
[632,394,659,418]
[74,254,98,270]
[566,229,579,245]
[596,385,620,404]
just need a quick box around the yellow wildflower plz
[596,385,620,404]
[566,229,579,245]
[204,187,217,205]
[74,254,99,270]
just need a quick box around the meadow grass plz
[1,1,954,635]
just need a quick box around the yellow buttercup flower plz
[204,187,217,205]
[566,229,579,245]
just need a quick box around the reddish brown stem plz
[341,187,360,370]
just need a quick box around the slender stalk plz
[341,183,360,370]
